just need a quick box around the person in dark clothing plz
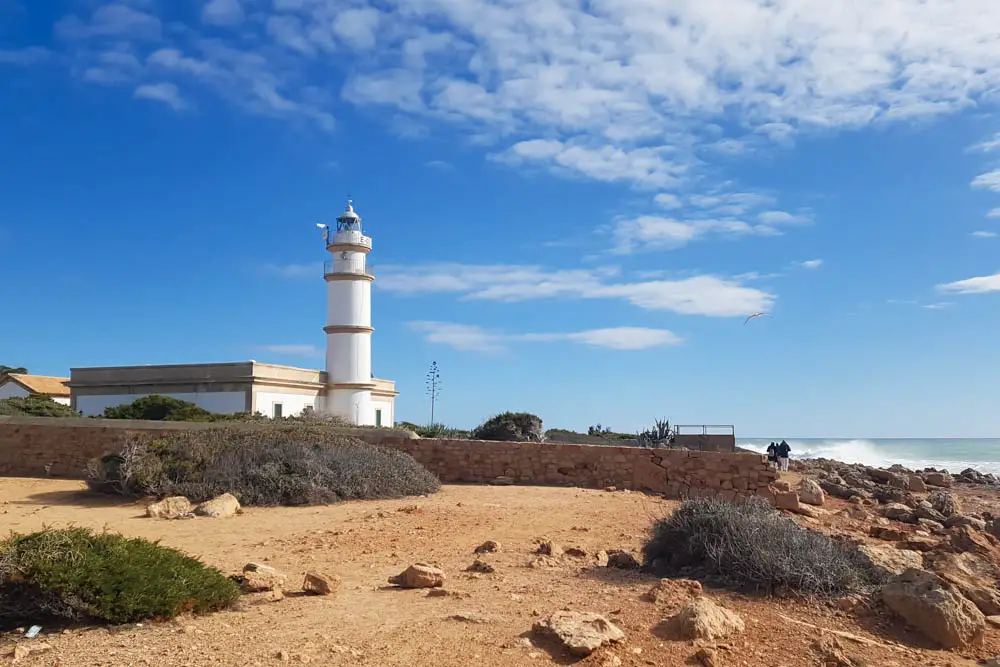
[766,442,778,469]
[776,440,791,472]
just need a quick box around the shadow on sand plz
[11,488,142,510]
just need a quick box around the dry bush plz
[86,424,441,506]
[643,497,888,597]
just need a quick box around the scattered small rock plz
[693,647,718,667]
[302,572,339,596]
[799,478,825,506]
[491,476,515,486]
[388,563,445,588]
[661,597,745,641]
[532,611,625,657]
[146,496,194,519]
[646,578,703,604]
[536,541,563,557]
[606,550,640,570]
[474,540,500,554]
[881,568,986,649]
[448,612,491,624]
[237,562,287,592]
[466,560,495,574]
[923,472,954,488]
[194,493,241,518]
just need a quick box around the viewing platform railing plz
[326,231,372,249]
[324,260,374,278]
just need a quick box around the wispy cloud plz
[257,344,322,357]
[988,208,1000,219]
[938,273,1000,295]
[409,322,682,353]
[796,259,823,269]
[263,263,317,279]
[757,210,811,225]
[134,82,186,110]
[922,302,953,310]
[0,47,50,66]
[202,0,244,27]
[380,263,773,318]
[971,230,997,238]
[968,133,1000,153]
[972,170,1000,192]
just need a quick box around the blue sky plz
[4,0,1000,437]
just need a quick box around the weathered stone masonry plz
[0,417,776,499]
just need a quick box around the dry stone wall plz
[0,417,776,499]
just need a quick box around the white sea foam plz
[740,438,1000,475]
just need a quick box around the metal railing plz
[324,260,374,278]
[674,424,736,436]
[326,231,372,249]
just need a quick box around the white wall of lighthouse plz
[320,201,377,425]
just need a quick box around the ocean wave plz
[739,438,1000,475]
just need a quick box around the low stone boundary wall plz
[0,417,775,499]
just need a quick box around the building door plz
[273,403,283,419]
[375,409,382,427]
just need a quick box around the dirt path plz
[0,478,993,666]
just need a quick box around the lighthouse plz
[319,199,376,425]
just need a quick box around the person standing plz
[766,442,778,469]
[777,440,791,472]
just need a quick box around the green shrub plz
[471,412,544,442]
[101,395,215,421]
[87,424,441,505]
[397,421,471,439]
[0,528,239,628]
[0,396,80,418]
[643,497,888,597]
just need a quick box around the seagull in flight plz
[744,312,769,325]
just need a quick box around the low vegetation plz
[87,424,441,506]
[0,528,239,628]
[102,394,217,421]
[471,411,544,442]
[643,497,888,597]
[396,421,471,438]
[0,396,80,418]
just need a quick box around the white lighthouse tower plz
[319,199,375,425]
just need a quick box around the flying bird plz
[744,312,768,325]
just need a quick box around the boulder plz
[917,519,946,534]
[798,479,825,506]
[239,563,287,592]
[927,551,1000,616]
[466,559,495,574]
[606,550,640,570]
[145,496,193,519]
[870,526,907,542]
[907,475,928,493]
[388,563,445,588]
[898,536,939,552]
[857,545,924,576]
[887,474,910,490]
[914,506,948,523]
[536,541,563,557]
[881,568,985,648]
[302,572,340,596]
[474,540,500,554]
[772,480,792,493]
[928,490,961,518]
[661,598,745,641]
[945,515,987,531]
[883,503,917,524]
[819,481,855,500]
[646,578,703,604]
[772,491,800,512]
[923,472,954,488]
[194,493,241,518]
[533,611,625,656]
[868,469,894,484]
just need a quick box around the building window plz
[375,409,382,427]
[273,403,283,419]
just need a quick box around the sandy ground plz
[0,477,996,667]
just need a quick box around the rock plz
[536,541,563,557]
[987,616,1000,629]
[661,598,745,641]
[146,496,194,519]
[388,563,445,588]
[883,503,917,524]
[799,478,825,506]
[194,493,240,518]
[917,518,946,534]
[693,647,717,667]
[791,503,824,519]
[533,611,625,656]
[772,491,800,512]
[908,475,928,493]
[870,525,907,541]
[945,515,987,531]
[600,656,623,667]
[466,559,495,574]
[914,505,948,523]
[927,551,1000,616]
[491,476,515,486]
[923,472,953,488]
[474,540,500,553]
[857,545,924,576]
[448,612,491,624]
[606,550,640,570]
[868,468,894,484]
[820,481,855,500]
[887,474,910,490]
[845,506,870,521]
[302,572,339,595]
[881,568,985,649]
[773,480,792,493]
[811,636,861,667]
[928,490,961,518]
[564,546,588,558]
[898,536,939,552]
[239,562,287,592]
[646,578,703,604]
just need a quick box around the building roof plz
[4,374,71,397]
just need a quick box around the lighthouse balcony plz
[324,259,375,279]
[327,230,372,250]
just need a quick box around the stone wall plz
[0,417,776,499]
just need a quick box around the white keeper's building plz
[68,200,397,426]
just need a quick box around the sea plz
[738,438,1000,475]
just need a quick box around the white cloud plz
[410,322,683,352]
[56,4,161,40]
[612,215,774,253]
[922,302,953,310]
[972,170,1000,192]
[202,0,244,27]
[989,208,1000,218]
[758,210,810,225]
[332,8,381,50]
[0,47,50,66]
[425,160,453,170]
[257,344,321,357]
[971,230,997,238]
[381,264,773,318]
[654,193,683,209]
[968,133,1000,152]
[134,82,186,110]
[938,273,1000,294]
[797,259,824,269]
